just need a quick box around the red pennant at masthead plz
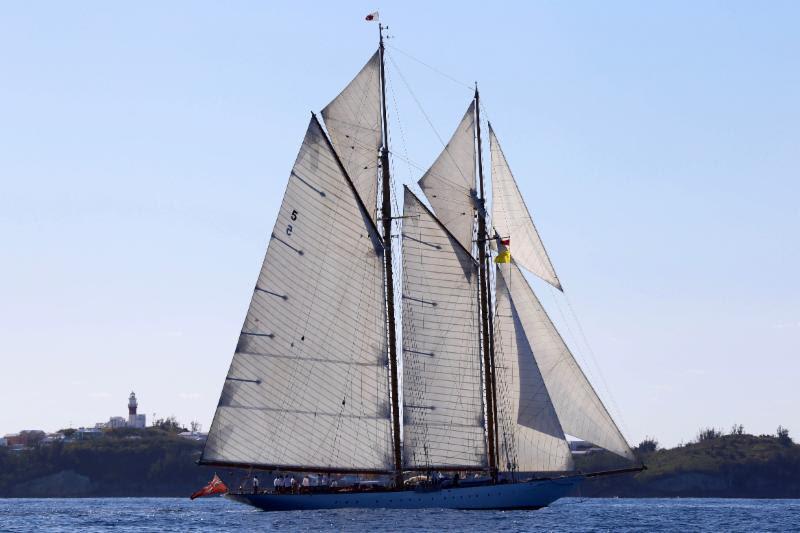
[365,11,379,22]
[190,474,228,500]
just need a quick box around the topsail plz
[322,52,383,221]
[417,102,478,252]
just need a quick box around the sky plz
[1,1,798,448]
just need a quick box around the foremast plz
[378,23,403,489]
[474,87,499,480]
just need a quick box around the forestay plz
[202,117,393,472]
[322,52,382,221]
[401,187,487,469]
[490,125,562,290]
[500,260,635,461]
[494,265,575,472]
[417,102,477,252]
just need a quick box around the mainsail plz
[201,117,393,472]
[322,52,382,221]
[401,187,487,469]
[498,260,635,461]
[417,102,477,252]
[494,266,575,472]
[490,125,562,290]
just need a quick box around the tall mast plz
[379,23,403,488]
[475,87,499,480]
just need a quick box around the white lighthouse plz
[127,392,146,428]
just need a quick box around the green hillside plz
[577,432,800,498]
[0,428,219,497]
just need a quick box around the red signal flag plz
[190,474,228,500]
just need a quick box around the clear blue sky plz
[1,2,797,448]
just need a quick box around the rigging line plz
[385,74,407,360]
[559,287,633,443]
[386,43,474,92]
[386,50,450,149]
[386,150,475,202]
[385,51,472,187]
[387,65,415,188]
[491,309,519,470]
[544,282,632,445]
[476,99,494,134]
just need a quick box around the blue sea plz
[0,497,798,532]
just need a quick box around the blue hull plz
[228,476,583,511]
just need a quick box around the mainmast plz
[379,23,403,488]
[475,87,499,480]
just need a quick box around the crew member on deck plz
[274,475,283,493]
[252,475,259,494]
[284,475,293,493]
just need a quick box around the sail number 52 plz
[286,209,298,235]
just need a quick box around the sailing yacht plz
[198,25,642,511]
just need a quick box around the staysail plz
[498,260,635,461]
[322,52,382,221]
[201,117,393,472]
[417,102,477,252]
[490,125,561,290]
[494,266,574,472]
[401,187,487,469]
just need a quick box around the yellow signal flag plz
[495,238,511,263]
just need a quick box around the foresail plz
[322,52,382,221]
[401,187,487,469]
[500,261,635,461]
[490,126,561,290]
[202,117,393,472]
[494,266,574,472]
[417,102,477,252]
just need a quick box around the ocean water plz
[0,497,798,532]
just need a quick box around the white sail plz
[490,125,562,290]
[401,187,487,469]
[494,266,574,472]
[202,117,393,471]
[499,260,635,461]
[417,102,477,252]
[322,52,382,221]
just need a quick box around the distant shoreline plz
[2,430,799,499]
